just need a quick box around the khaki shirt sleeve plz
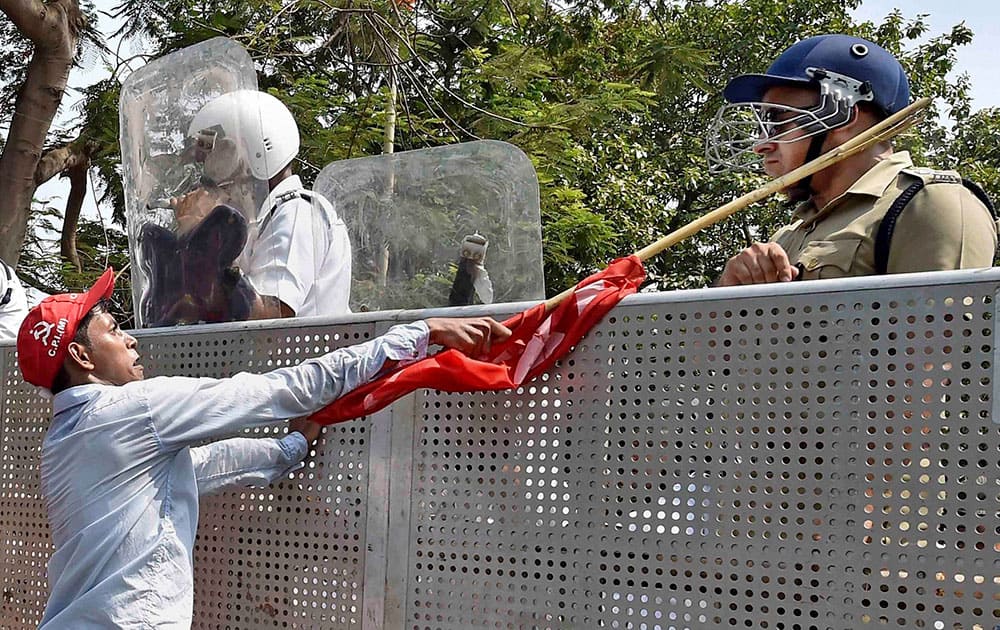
[886,183,998,273]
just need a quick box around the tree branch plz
[35,139,97,186]
[0,0,65,46]
[60,160,88,272]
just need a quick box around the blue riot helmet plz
[707,34,910,174]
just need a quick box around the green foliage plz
[949,108,1000,185]
[17,203,66,293]
[0,14,32,116]
[79,79,125,222]
[18,202,132,323]
[541,185,617,291]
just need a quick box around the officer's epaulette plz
[899,166,962,186]
[259,189,335,235]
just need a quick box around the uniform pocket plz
[796,239,863,279]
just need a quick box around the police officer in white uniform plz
[0,259,29,340]
[185,90,352,319]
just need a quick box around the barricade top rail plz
[4,266,997,349]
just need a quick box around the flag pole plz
[543,96,931,311]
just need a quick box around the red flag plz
[310,256,645,425]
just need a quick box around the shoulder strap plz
[295,190,336,232]
[960,178,997,219]
[874,176,998,274]
[258,189,332,234]
[0,261,11,307]
[874,181,925,275]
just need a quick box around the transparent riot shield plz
[120,37,266,328]
[314,140,545,312]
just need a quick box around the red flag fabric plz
[309,256,646,425]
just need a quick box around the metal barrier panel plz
[132,319,383,629]
[0,346,52,628]
[399,272,1000,630]
[1,269,999,630]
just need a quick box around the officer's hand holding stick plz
[541,96,932,312]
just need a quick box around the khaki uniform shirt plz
[772,151,998,280]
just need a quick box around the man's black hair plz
[50,299,111,394]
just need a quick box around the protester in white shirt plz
[16,267,509,628]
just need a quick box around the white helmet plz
[188,90,300,180]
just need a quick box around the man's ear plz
[841,105,892,151]
[66,341,94,371]
[832,105,862,132]
[828,105,867,143]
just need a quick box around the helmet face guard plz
[191,131,246,189]
[171,122,262,220]
[707,68,875,174]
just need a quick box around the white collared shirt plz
[38,321,429,628]
[243,175,352,317]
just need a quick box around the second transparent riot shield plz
[120,37,265,328]
[314,140,545,312]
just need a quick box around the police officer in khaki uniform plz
[706,34,998,285]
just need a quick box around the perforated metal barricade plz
[2,269,999,629]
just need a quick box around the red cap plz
[16,268,116,389]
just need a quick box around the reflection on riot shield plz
[314,140,544,312]
[120,37,266,328]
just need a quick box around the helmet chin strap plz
[784,97,862,206]
[784,132,828,205]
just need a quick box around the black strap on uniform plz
[874,178,998,274]
[785,133,828,203]
[257,189,330,235]
[0,262,12,307]
[960,177,997,217]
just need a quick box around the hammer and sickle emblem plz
[31,321,55,346]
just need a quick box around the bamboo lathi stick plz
[544,96,931,310]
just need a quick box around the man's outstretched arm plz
[143,317,510,451]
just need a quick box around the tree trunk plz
[0,0,85,266]
[61,160,88,272]
[377,69,398,288]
